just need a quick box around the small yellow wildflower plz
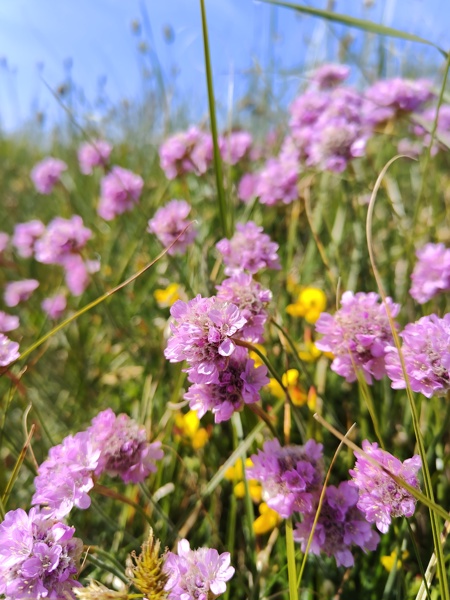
[154,283,183,308]
[298,340,322,362]
[380,549,409,572]
[174,410,209,449]
[225,458,262,503]
[287,287,326,324]
[248,344,267,368]
[266,369,308,407]
[253,502,281,535]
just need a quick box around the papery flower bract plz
[0,310,19,333]
[0,507,82,599]
[164,295,247,384]
[78,139,112,174]
[294,481,380,567]
[31,157,67,194]
[409,242,450,303]
[315,291,400,384]
[247,438,324,518]
[147,199,197,255]
[287,287,326,324]
[216,221,280,276]
[385,313,450,397]
[184,346,269,423]
[88,408,163,483]
[4,279,39,307]
[32,430,100,519]
[164,539,234,600]
[12,220,45,258]
[216,273,272,343]
[349,441,421,533]
[42,294,67,319]
[0,333,20,367]
[98,166,144,220]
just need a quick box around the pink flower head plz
[98,166,144,220]
[247,438,324,518]
[12,220,45,258]
[385,313,450,398]
[147,199,197,255]
[63,255,100,297]
[310,63,350,90]
[254,154,299,205]
[30,157,67,194]
[216,221,281,275]
[216,273,272,343]
[349,440,421,533]
[409,242,450,303]
[78,139,112,174]
[164,295,247,385]
[184,346,269,423]
[164,539,234,600]
[0,310,19,333]
[0,507,83,599]
[237,172,259,203]
[294,481,380,567]
[88,408,164,484]
[220,131,253,165]
[42,294,67,319]
[315,291,400,384]
[0,333,20,367]
[4,279,39,307]
[159,126,211,180]
[34,215,92,265]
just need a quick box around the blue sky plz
[0,0,448,132]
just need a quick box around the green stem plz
[286,518,299,600]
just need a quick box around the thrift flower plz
[30,157,67,194]
[0,333,20,367]
[88,408,164,483]
[247,438,324,518]
[159,127,211,179]
[34,215,92,265]
[98,166,144,220]
[0,310,19,333]
[216,273,272,343]
[287,287,326,323]
[147,199,197,255]
[385,313,450,397]
[315,291,400,384]
[4,279,39,307]
[0,507,82,599]
[164,539,234,600]
[42,294,67,319]
[254,154,299,206]
[12,220,45,258]
[349,440,421,533]
[310,63,350,89]
[364,78,433,125]
[78,139,112,174]
[216,221,280,275]
[220,131,253,165]
[294,481,380,567]
[409,242,450,303]
[184,347,269,423]
[164,295,247,385]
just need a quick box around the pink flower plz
[98,166,144,220]
[78,139,112,174]
[0,334,20,367]
[147,199,197,255]
[30,157,67,194]
[42,294,67,319]
[4,279,39,307]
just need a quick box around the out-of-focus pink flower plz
[78,139,112,174]
[4,279,39,307]
[12,220,45,258]
[0,334,20,367]
[97,166,144,220]
[147,199,197,255]
[30,157,67,194]
[42,294,67,319]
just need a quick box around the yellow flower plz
[248,344,267,368]
[174,410,209,449]
[225,458,262,502]
[380,550,409,572]
[253,502,281,535]
[287,287,326,324]
[298,340,322,363]
[266,369,308,407]
[154,283,183,308]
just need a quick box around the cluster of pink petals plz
[349,441,421,533]
[30,157,67,194]
[364,78,434,125]
[247,438,324,519]
[147,199,197,255]
[385,313,450,398]
[164,539,234,600]
[12,220,45,258]
[309,63,350,90]
[294,481,380,567]
[184,347,268,423]
[0,310,19,332]
[159,127,211,180]
[4,279,39,307]
[315,291,400,384]
[78,139,112,174]
[0,507,83,599]
[98,166,144,220]
[409,242,450,303]
[0,333,20,367]
[42,294,67,319]
[32,409,163,519]
[164,295,247,385]
[216,221,280,275]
